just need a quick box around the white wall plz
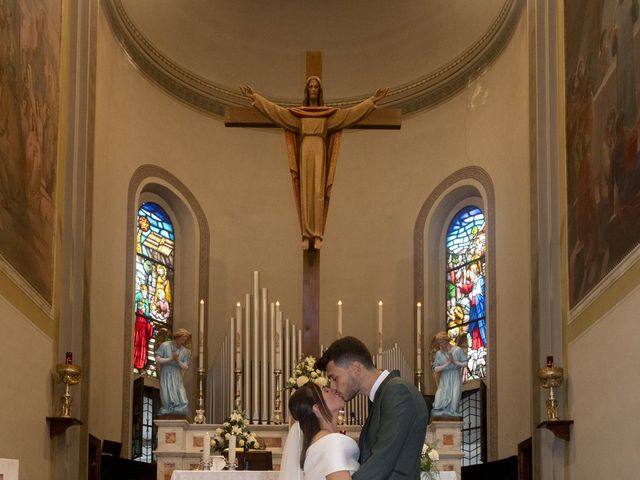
[0,295,54,480]
[567,285,640,479]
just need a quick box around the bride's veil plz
[279,421,303,480]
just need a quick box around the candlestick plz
[416,302,422,366]
[337,300,343,337]
[199,299,205,370]
[235,302,242,368]
[203,432,210,465]
[228,434,237,467]
[275,309,282,370]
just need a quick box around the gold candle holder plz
[272,369,283,425]
[538,366,563,421]
[56,363,81,417]
[194,367,207,424]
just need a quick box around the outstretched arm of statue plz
[241,85,300,130]
[371,87,389,104]
[239,84,256,100]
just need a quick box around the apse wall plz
[0,296,53,479]
[566,286,640,479]
[92,6,530,460]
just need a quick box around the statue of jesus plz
[240,78,387,249]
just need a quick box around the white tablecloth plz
[171,471,279,480]
[421,471,457,480]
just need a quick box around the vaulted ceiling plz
[102,0,523,116]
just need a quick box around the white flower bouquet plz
[284,355,328,390]
[211,410,263,452]
[419,441,440,479]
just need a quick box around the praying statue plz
[156,328,191,416]
[430,331,468,418]
[240,78,388,249]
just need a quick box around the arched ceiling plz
[102,0,523,116]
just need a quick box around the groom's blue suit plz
[352,371,428,480]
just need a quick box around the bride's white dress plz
[303,433,360,480]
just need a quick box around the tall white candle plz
[261,288,268,422]
[228,434,237,466]
[203,431,210,464]
[292,324,297,364]
[244,294,250,414]
[275,309,282,370]
[199,299,205,370]
[337,300,343,337]
[235,302,242,368]
[377,301,383,367]
[298,329,302,360]
[416,302,422,368]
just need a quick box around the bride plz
[280,382,359,479]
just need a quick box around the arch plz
[121,165,210,457]
[413,165,497,460]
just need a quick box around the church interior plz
[1,0,639,479]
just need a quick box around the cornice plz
[102,0,523,117]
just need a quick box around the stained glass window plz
[445,206,487,381]
[133,202,175,377]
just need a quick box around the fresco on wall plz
[565,0,640,307]
[0,0,61,303]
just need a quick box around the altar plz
[170,471,279,480]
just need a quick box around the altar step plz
[154,420,362,480]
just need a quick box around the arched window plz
[133,202,175,377]
[445,205,487,381]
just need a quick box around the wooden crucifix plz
[225,52,401,356]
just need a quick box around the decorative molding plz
[569,243,640,322]
[413,165,497,460]
[0,254,54,318]
[101,0,523,116]
[121,165,210,457]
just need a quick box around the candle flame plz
[378,300,383,305]
[200,299,205,304]
[338,300,342,305]
[276,301,280,306]
[236,302,241,306]
[417,302,421,307]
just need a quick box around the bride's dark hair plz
[289,382,333,468]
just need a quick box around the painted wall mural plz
[565,0,640,307]
[0,0,61,303]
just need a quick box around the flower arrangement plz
[285,355,328,389]
[419,442,440,479]
[211,410,263,452]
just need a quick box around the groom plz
[317,336,428,480]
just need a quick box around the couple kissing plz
[280,336,428,480]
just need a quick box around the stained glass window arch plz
[133,201,175,378]
[445,205,487,382]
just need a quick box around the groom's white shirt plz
[368,369,390,402]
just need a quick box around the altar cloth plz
[171,470,279,480]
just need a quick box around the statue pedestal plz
[428,417,464,479]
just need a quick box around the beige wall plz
[567,285,640,479]
[0,294,54,480]
[92,7,532,460]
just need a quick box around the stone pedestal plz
[428,418,464,480]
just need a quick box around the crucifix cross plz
[225,51,401,356]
